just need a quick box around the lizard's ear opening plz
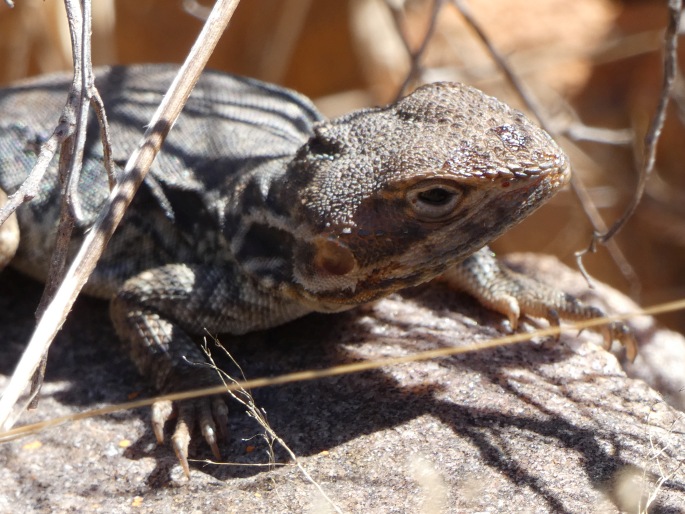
[312,237,357,276]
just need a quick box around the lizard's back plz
[0,64,323,297]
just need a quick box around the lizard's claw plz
[171,402,193,478]
[151,396,229,478]
[572,306,637,362]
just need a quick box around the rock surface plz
[2,254,685,513]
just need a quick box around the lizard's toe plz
[504,287,637,359]
[151,399,174,444]
[155,396,229,478]
[488,293,521,331]
[197,398,222,461]
[602,321,638,362]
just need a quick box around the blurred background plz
[0,0,683,331]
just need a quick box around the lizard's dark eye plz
[407,184,462,221]
[418,188,451,205]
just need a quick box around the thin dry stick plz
[0,1,113,230]
[2,297,685,444]
[450,0,638,290]
[594,0,682,243]
[205,341,343,513]
[575,0,681,284]
[63,0,94,224]
[0,0,101,226]
[28,0,97,406]
[0,1,92,403]
[1,0,98,414]
[641,410,685,512]
[89,89,116,189]
[394,0,445,101]
[28,0,115,405]
[0,0,243,431]
[562,139,641,296]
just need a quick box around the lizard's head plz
[281,82,570,308]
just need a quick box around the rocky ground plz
[2,254,685,513]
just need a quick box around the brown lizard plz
[0,64,634,477]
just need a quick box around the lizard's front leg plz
[109,262,309,477]
[441,247,637,360]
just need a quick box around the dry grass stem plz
[202,335,343,513]
[1,297,685,446]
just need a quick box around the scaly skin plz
[0,65,634,477]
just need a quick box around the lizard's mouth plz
[545,153,571,188]
[508,151,570,188]
[494,152,570,209]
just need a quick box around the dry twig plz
[2,297,685,445]
[393,0,445,100]
[594,0,682,244]
[574,0,681,287]
[0,0,110,405]
[0,0,242,431]
[449,0,640,291]
[203,337,343,513]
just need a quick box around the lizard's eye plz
[407,184,462,221]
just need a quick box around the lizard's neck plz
[220,154,381,312]
[221,155,315,295]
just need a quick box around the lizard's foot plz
[111,262,292,477]
[151,396,229,478]
[442,248,638,361]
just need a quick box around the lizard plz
[0,64,635,477]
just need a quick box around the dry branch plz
[596,0,683,243]
[0,0,242,431]
[449,0,643,291]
